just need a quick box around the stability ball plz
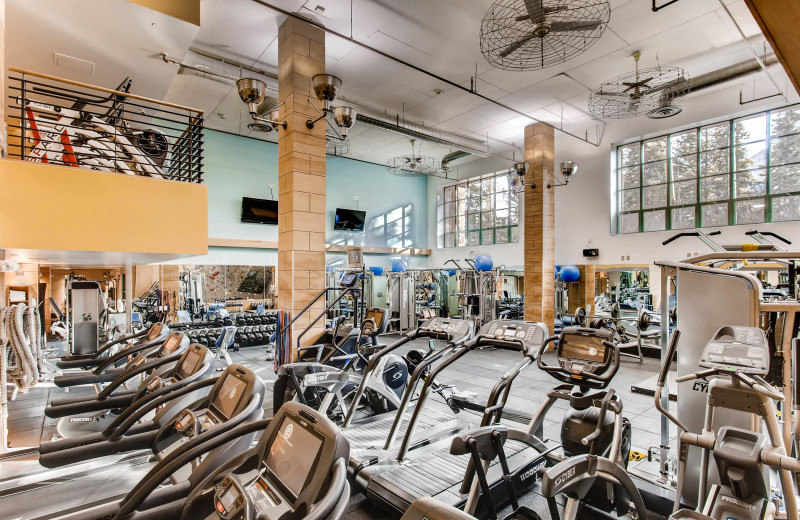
[560,265,580,282]
[391,258,408,273]
[448,269,457,276]
[369,266,384,276]
[474,254,494,272]
[555,265,562,272]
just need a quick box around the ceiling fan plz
[386,139,438,176]
[481,0,611,70]
[589,51,689,119]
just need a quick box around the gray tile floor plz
[4,334,677,519]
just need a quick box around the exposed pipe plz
[341,98,491,157]
[248,0,602,147]
[441,150,470,170]
[664,54,780,98]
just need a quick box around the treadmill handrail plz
[305,459,348,520]
[341,330,418,427]
[93,338,165,374]
[106,377,217,438]
[96,355,180,399]
[392,335,520,460]
[116,406,268,517]
[93,328,150,358]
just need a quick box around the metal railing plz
[7,68,204,183]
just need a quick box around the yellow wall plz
[124,0,200,25]
[0,159,208,255]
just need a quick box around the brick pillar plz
[575,265,596,313]
[277,17,327,357]
[523,123,555,329]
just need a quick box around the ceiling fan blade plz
[522,0,545,23]
[549,20,603,32]
[639,76,688,96]
[515,4,567,21]
[499,33,536,58]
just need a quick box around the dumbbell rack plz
[171,312,278,350]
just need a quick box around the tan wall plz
[0,160,208,255]
[124,0,200,25]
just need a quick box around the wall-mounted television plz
[334,208,366,231]
[241,197,278,225]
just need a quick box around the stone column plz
[523,123,555,329]
[277,17,327,356]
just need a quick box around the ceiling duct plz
[163,50,490,157]
[342,99,491,158]
[162,50,279,116]
[663,53,780,99]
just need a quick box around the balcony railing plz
[7,68,204,183]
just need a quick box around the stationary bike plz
[654,327,800,520]
[532,327,648,519]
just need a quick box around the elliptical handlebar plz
[535,335,621,387]
[582,388,615,450]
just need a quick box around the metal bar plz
[652,0,681,11]
[249,0,600,147]
[295,288,354,352]
[8,67,204,114]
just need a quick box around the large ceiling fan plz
[589,51,689,119]
[481,0,611,71]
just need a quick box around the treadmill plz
[340,318,475,475]
[355,319,551,515]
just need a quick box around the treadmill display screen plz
[265,417,323,498]
[219,485,238,510]
[162,335,180,354]
[560,334,606,363]
[176,350,201,380]
[212,372,247,420]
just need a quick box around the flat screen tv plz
[241,197,278,225]
[334,208,366,231]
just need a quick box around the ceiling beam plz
[743,0,800,95]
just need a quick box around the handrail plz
[9,67,203,114]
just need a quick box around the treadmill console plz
[557,327,614,377]
[418,318,473,344]
[479,320,548,352]
[211,404,348,520]
[340,272,360,288]
[699,326,769,376]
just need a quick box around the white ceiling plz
[6,0,795,168]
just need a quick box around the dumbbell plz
[253,329,264,344]
[576,304,652,333]
[223,317,233,326]
[236,315,246,326]
[214,318,223,327]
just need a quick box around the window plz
[615,104,800,233]
[439,171,519,247]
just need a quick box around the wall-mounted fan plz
[589,51,689,119]
[480,0,611,70]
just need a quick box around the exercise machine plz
[55,322,170,371]
[446,259,499,329]
[536,327,646,520]
[53,330,189,391]
[67,280,104,356]
[355,319,550,515]
[655,327,800,520]
[0,364,265,519]
[93,402,351,520]
[45,343,215,438]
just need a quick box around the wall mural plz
[189,265,275,302]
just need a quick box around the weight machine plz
[445,259,499,329]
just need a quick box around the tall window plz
[440,171,520,247]
[616,104,800,233]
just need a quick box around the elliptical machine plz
[655,327,800,520]
[533,326,647,519]
[273,308,433,421]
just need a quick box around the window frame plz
[612,104,800,234]
[439,171,519,248]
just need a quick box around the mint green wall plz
[195,129,428,267]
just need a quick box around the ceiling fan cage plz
[326,139,351,156]
[386,154,439,176]
[480,0,611,71]
[589,65,689,119]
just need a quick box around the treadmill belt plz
[346,407,454,450]
[370,439,528,505]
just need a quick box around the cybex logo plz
[304,374,328,385]
[391,371,403,381]
[554,467,576,488]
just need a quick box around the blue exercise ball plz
[560,265,580,282]
[448,269,457,276]
[555,265,562,272]
[369,266,384,276]
[391,258,408,273]
[474,254,494,272]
